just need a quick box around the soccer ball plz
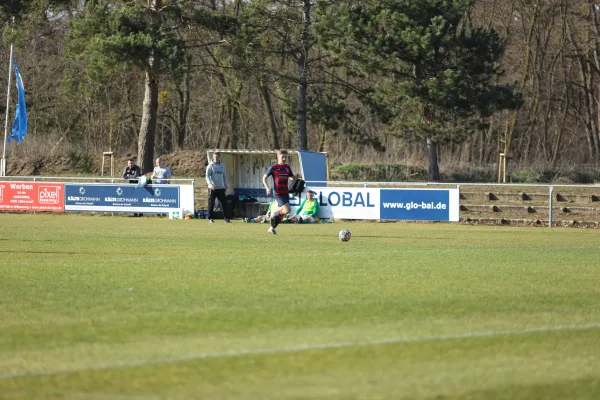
[339,229,351,242]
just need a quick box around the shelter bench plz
[233,187,274,218]
[234,187,273,205]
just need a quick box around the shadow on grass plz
[290,233,454,240]
[0,250,121,255]
[0,238,56,242]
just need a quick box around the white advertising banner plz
[292,187,459,221]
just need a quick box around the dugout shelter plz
[206,149,328,217]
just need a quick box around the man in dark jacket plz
[122,159,142,183]
[122,159,142,216]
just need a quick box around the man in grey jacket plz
[205,152,232,223]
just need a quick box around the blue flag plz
[8,61,27,143]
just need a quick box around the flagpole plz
[1,43,14,177]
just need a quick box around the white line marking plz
[2,322,599,380]
[6,257,173,266]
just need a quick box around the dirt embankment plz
[5,150,207,178]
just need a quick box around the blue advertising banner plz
[64,184,180,213]
[380,189,450,221]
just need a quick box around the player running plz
[262,150,301,235]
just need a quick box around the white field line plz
[3,250,411,266]
[2,322,599,380]
[5,247,527,266]
[6,257,174,266]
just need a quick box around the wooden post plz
[498,153,506,183]
[101,151,114,176]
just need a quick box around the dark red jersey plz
[265,163,294,195]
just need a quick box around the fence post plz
[33,177,37,215]
[111,179,115,217]
[192,179,195,218]
[549,186,553,228]
[457,184,460,219]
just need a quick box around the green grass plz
[1,214,600,399]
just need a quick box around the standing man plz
[206,152,231,223]
[151,157,172,184]
[262,149,301,235]
[122,158,142,217]
[122,159,141,183]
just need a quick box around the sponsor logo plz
[67,196,101,202]
[116,187,124,196]
[79,187,86,195]
[10,183,33,190]
[317,191,376,208]
[104,197,139,203]
[38,186,61,204]
[142,197,176,203]
[382,201,447,211]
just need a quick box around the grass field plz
[1,214,600,399]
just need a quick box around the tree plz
[65,0,185,172]
[215,0,319,151]
[0,0,26,24]
[316,0,521,180]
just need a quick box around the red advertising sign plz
[0,181,64,212]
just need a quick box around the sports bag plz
[288,178,305,195]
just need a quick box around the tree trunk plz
[567,20,599,162]
[296,56,308,150]
[124,80,139,151]
[137,0,162,173]
[318,126,327,152]
[215,103,226,149]
[229,98,239,149]
[504,1,540,157]
[137,65,159,174]
[426,138,440,181]
[259,81,279,149]
[479,120,492,166]
[295,0,311,151]
[227,86,243,149]
[162,121,172,154]
[177,55,191,149]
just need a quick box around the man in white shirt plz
[205,152,232,223]
[151,157,172,184]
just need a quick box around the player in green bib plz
[290,190,320,223]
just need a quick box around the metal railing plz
[0,176,194,184]
[307,180,600,228]
[4,176,600,227]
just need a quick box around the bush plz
[67,151,93,173]
[511,170,600,184]
[441,166,496,183]
[329,163,600,184]
[329,163,427,182]
[510,170,539,183]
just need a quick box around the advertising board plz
[0,181,64,212]
[64,184,180,213]
[293,187,460,221]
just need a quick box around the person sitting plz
[244,200,282,223]
[289,189,319,223]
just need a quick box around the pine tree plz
[316,0,521,180]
